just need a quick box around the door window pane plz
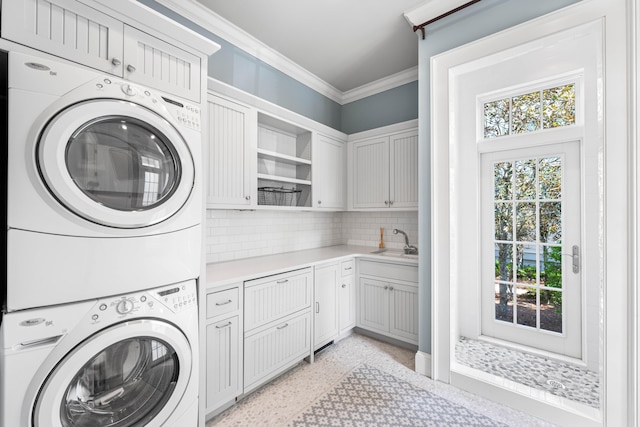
[484,98,510,138]
[543,84,576,129]
[492,156,564,334]
[66,116,182,212]
[512,91,541,134]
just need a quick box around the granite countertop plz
[205,245,418,290]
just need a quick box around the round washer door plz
[38,99,194,228]
[33,319,192,427]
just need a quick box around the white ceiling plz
[194,0,425,93]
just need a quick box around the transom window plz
[483,83,576,139]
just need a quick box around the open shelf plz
[257,112,313,207]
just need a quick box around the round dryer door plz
[37,99,194,228]
[32,319,192,427]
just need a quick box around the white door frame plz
[431,0,634,425]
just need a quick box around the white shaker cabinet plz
[350,129,418,210]
[313,263,339,349]
[1,0,204,102]
[243,269,312,393]
[204,285,243,418]
[313,134,346,210]
[338,259,356,334]
[207,95,256,208]
[357,260,419,345]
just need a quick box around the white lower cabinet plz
[357,260,419,345]
[339,259,356,334]
[244,310,311,392]
[243,268,312,393]
[204,284,242,418]
[206,316,240,411]
[314,263,339,349]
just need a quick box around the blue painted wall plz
[416,0,582,355]
[341,81,419,135]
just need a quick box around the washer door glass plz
[38,99,195,228]
[33,319,193,427]
[60,338,177,427]
[66,116,181,212]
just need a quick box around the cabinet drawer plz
[244,269,312,331]
[244,310,311,392]
[359,260,418,283]
[341,259,354,276]
[206,288,239,318]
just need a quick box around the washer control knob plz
[122,83,136,96]
[116,299,134,314]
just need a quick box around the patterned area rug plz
[290,365,508,426]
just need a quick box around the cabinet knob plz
[384,200,389,206]
[126,64,137,73]
[341,284,347,288]
[389,286,394,291]
[245,195,251,201]
[318,200,322,205]
[111,57,122,66]
[384,285,389,290]
[389,200,394,206]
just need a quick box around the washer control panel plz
[93,77,201,131]
[152,282,197,313]
[89,281,197,324]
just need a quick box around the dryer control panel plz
[153,282,197,313]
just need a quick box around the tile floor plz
[206,333,555,426]
[455,337,600,409]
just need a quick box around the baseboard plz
[415,350,432,378]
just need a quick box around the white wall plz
[205,210,418,263]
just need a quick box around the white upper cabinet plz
[349,128,418,210]
[389,131,419,208]
[2,0,124,74]
[313,134,346,210]
[123,26,201,102]
[207,95,256,208]
[2,0,203,101]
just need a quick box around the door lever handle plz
[572,245,579,274]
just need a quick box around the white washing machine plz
[6,50,204,311]
[0,280,199,427]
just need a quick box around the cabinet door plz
[1,0,124,74]
[358,277,389,333]
[244,269,312,331]
[123,26,201,102]
[389,283,419,344]
[314,263,339,348]
[244,311,311,393]
[207,96,255,207]
[352,138,389,209]
[339,274,356,333]
[389,130,419,209]
[206,316,240,411]
[313,135,345,209]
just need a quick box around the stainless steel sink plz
[369,249,418,259]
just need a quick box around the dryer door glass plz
[60,337,178,427]
[66,116,181,212]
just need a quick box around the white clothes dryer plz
[6,50,204,311]
[0,280,199,427]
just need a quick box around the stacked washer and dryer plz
[0,44,207,427]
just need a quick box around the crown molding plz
[153,0,418,105]
[342,66,418,104]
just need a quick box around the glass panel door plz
[481,141,581,358]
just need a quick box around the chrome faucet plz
[393,229,418,255]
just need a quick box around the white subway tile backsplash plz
[205,209,418,263]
